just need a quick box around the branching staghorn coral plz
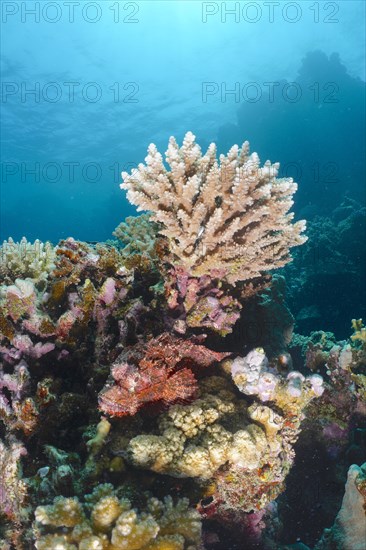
[0,237,55,284]
[121,132,307,285]
[34,483,203,550]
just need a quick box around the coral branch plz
[121,132,307,285]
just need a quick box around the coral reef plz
[34,483,203,550]
[126,346,323,514]
[0,238,135,368]
[121,132,307,285]
[1,132,362,550]
[0,238,143,471]
[286,326,366,484]
[270,324,366,548]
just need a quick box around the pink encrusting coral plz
[0,360,40,435]
[99,332,230,416]
[0,238,139,443]
[3,279,37,322]
[165,266,242,336]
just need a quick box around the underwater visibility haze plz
[0,2,365,549]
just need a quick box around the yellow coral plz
[86,417,111,457]
[35,534,77,550]
[35,497,84,528]
[351,318,366,344]
[91,496,123,532]
[78,536,106,550]
[143,535,185,550]
[127,385,239,479]
[110,509,159,549]
[125,368,321,513]
[150,496,202,544]
[34,487,202,550]
[127,378,271,479]
[227,425,266,469]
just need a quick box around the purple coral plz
[231,348,324,402]
[165,266,241,336]
[3,279,36,322]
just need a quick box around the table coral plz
[120,131,307,285]
[34,484,203,550]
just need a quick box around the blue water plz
[1,0,365,242]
